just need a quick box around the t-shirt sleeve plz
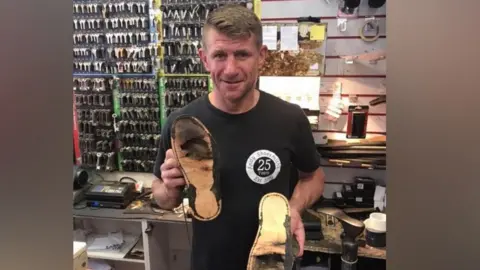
[291,107,321,173]
[153,118,173,179]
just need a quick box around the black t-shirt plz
[153,90,321,270]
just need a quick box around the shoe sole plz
[171,115,221,221]
[247,192,297,270]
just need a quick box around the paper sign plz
[280,26,299,51]
[259,76,320,110]
[262,25,278,50]
[309,25,326,41]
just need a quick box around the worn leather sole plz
[247,192,297,270]
[171,115,221,221]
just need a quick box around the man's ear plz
[258,45,268,67]
[198,48,210,72]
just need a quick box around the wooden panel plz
[261,0,386,19]
[313,132,384,144]
[325,17,386,37]
[326,38,386,56]
[318,115,386,133]
[320,77,386,95]
[325,58,386,76]
[319,96,387,114]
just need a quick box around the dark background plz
[0,0,479,269]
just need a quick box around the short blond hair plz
[202,4,263,49]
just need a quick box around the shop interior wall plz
[98,0,388,199]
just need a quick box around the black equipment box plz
[84,181,136,209]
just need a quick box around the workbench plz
[73,205,386,270]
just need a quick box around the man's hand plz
[290,207,305,257]
[160,149,186,191]
[152,149,186,209]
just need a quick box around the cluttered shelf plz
[315,136,387,171]
[73,200,191,224]
[304,240,386,260]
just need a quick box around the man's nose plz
[224,57,239,75]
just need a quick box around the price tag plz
[310,25,326,41]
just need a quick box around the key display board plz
[73,0,162,172]
[73,0,260,171]
[73,0,159,76]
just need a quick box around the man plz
[152,4,325,270]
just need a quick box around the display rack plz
[73,0,159,76]
[73,0,162,172]
[157,0,256,126]
[73,0,261,170]
[74,77,117,171]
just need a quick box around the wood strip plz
[313,132,384,143]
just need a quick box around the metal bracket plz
[337,18,347,32]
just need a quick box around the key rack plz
[74,77,118,171]
[115,76,161,172]
[73,0,159,76]
[73,0,162,172]
[73,0,261,171]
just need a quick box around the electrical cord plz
[119,176,137,183]
[180,196,193,270]
[359,19,381,42]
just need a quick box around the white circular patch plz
[245,150,282,185]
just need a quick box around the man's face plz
[198,29,267,103]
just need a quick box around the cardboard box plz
[73,241,87,270]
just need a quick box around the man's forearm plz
[152,178,182,210]
[289,168,325,213]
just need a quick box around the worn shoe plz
[247,192,298,270]
[171,115,221,221]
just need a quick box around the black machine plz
[316,208,365,270]
[84,181,136,209]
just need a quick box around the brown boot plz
[247,193,298,270]
[171,115,222,221]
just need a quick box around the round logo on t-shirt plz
[245,150,282,185]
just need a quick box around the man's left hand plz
[290,208,305,257]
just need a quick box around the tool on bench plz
[316,208,365,270]
[84,181,136,209]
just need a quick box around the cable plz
[119,176,137,183]
[93,172,105,183]
[359,20,381,42]
[180,199,193,270]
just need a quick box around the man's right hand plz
[152,149,186,209]
[160,149,186,190]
